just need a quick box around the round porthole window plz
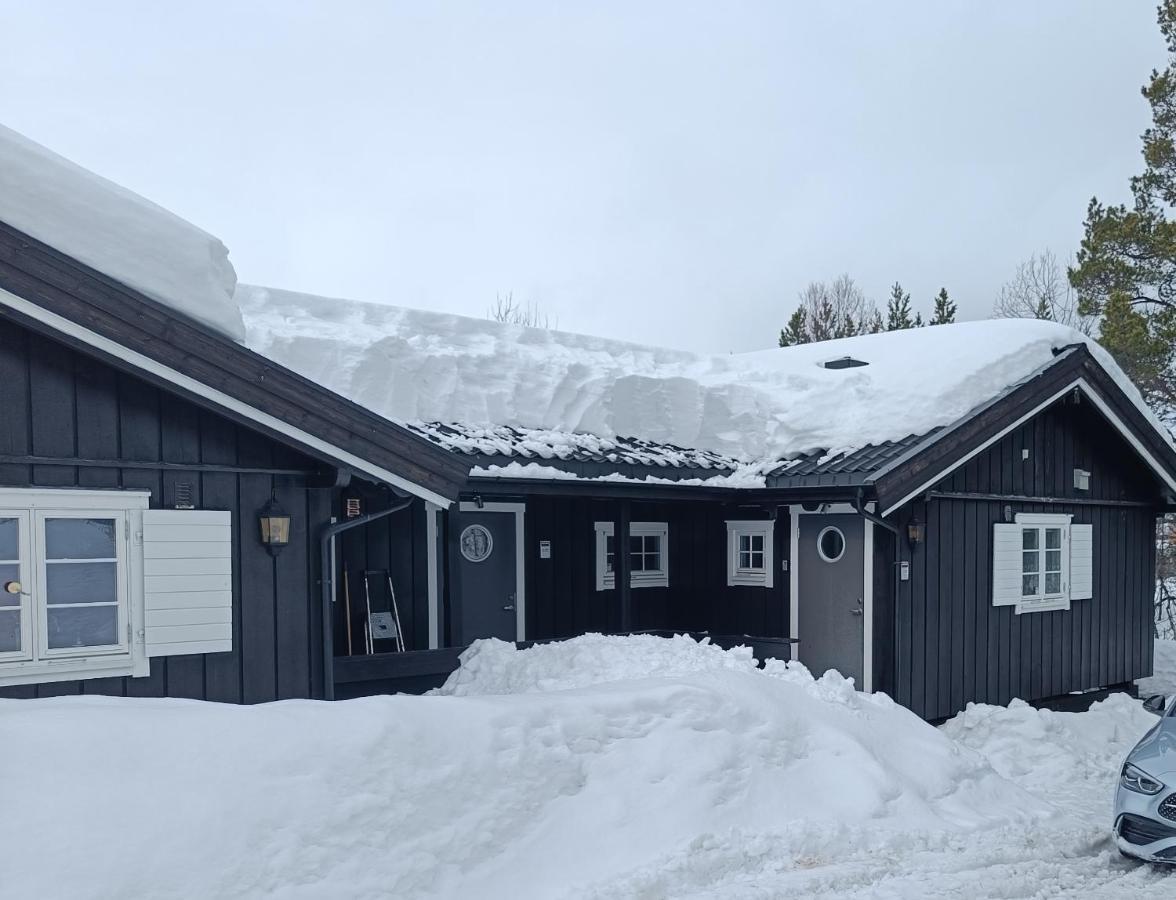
[459,524,494,563]
[817,526,845,563]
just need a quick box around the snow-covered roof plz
[240,284,1158,472]
[0,124,244,342]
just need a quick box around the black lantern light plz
[906,514,925,549]
[258,495,291,556]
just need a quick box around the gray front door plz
[448,510,518,644]
[797,513,864,686]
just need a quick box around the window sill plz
[597,575,669,591]
[0,651,145,688]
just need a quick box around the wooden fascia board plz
[0,221,470,501]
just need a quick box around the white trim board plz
[879,378,1176,517]
[0,286,453,509]
[458,501,526,641]
[425,502,441,649]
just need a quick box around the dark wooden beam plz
[617,498,632,632]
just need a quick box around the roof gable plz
[0,221,470,505]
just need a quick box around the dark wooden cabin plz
[2,143,1175,722]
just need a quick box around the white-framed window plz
[992,513,1093,614]
[0,489,233,688]
[726,520,774,587]
[594,522,669,591]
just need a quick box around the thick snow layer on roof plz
[239,284,1161,463]
[0,124,244,341]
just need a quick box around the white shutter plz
[143,510,233,657]
[992,523,1022,607]
[1070,523,1093,601]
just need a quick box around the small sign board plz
[369,611,399,641]
[539,540,552,559]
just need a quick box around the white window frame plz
[0,489,150,687]
[1014,512,1071,615]
[594,521,669,591]
[726,520,774,587]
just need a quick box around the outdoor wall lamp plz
[906,515,925,549]
[259,495,292,556]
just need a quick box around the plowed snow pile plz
[1,635,1045,900]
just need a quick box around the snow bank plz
[239,284,1139,463]
[0,124,244,341]
[433,633,760,695]
[1138,638,1176,696]
[1,636,1041,900]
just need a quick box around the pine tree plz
[913,312,924,327]
[929,287,957,325]
[778,307,809,347]
[1070,0,1176,415]
[885,282,915,330]
[810,298,838,342]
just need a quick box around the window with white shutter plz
[0,490,235,688]
[991,514,1092,614]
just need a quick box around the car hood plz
[1127,717,1176,780]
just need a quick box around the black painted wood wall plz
[0,318,335,702]
[523,496,789,641]
[333,495,432,655]
[883,395,1163,720]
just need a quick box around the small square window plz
[594,522,668,590]
[726,521,774,587]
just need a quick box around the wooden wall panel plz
[0,317,334,703]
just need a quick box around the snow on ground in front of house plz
[239,284,1137,464]
[3,636,1176,900]
[1138,636,1176,697]
[0,124,244,341]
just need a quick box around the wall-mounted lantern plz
[906,514,925,549]
[258,496,291,556]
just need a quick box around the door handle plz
[850,600,863,617]
[502,604,516,612]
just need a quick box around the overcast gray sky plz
[0,2,1162,352]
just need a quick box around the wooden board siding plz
[0,318,334,702]
[885,394,1161,720]
[522,496,790,641]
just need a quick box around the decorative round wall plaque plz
[459,524,494,563]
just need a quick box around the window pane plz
[46,562,117,605]
[1045,550,1062,573]
[738,534,751,553]
[1022,529,1038,550]
[45,518,116,560]
[1022,551,1039,574]
[630,535,643,554]
[47,606,118,649]
[738,550,752,569]
[1045,528,1062,550]
[750,550,764,569]
[0,563,18,607]
[0,518,18,560]
[1022,574,1039,596]
[750,534,764,552]
[646,550,660,571]
[1045,573,1062,594]
[630,551,646,572]
[0,609,19,652]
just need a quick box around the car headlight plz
[1121,763,1165,795]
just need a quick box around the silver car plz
[1115,694,1176,863]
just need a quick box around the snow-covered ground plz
[1,636,1175,899]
